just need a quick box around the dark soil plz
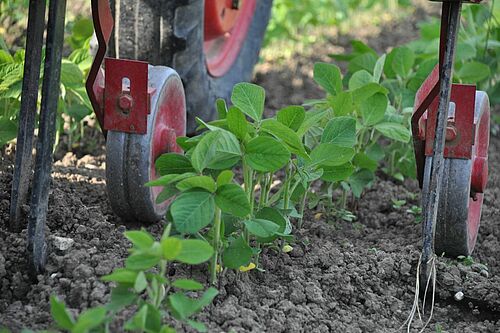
[1,5,500,333]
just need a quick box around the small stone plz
[454,291,464,301]
[480,270,489,278]
[52,236,74,251]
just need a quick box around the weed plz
[407,205,422,223]
[392,199,407,210]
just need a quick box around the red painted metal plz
[149,76,186,209]
[423,84,476,159]
[471,99,490,193]
[104,58,149,134]
[86,0,113,135]
[412,64,440,186]
[204,0,256,77]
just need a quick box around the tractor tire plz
[110,0,273,133]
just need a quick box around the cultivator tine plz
[26,0,68,276]
[420,1,462,283]
[9,0,46,231]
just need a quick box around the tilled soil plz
[1,7,500,333]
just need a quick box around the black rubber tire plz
[110,0,273,133]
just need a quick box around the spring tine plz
[27,0,67,276]
[421,1,462,283]
[9,0,47,231]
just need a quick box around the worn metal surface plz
[420,0,461,280]
[106,66,186,223]
[26,0,67,276]
[9,0,47,231]
[434,91,490,257]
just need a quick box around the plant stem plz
[283,163,292,210]
[298,185,309,229]
[340,188,347,210]
[210,207,222,285]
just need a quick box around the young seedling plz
[50,224,217,333]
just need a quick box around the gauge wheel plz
[106,66,186,223]
[112,0,273,133]
[432,91,490,257]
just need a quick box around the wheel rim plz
[204,0,257,77]
[149,72,186,210]
[467,91,490,251]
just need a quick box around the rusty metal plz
[9,0,47,231]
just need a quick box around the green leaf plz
[277,106,305,131]
[145,304,162,333]
[171,191,215,234]
[124,230,154,250]
[313,62,342,95]
[348,53,377,74]
[72,307,107,333]
[231,83,265,122]
[296,108,330,138]
[227,106,248,140]
[348,70,372,90]
[310,143,355,166]
[102,269,138,284]
[244,219,280,238]
[352,82,388,101]
[260,119,308,158]
[124,304,147,331]
[187,320,207,332]
[156,185,178,204]
[366,143,385,161]
[191,130,241,172]
[50,296,75,330]
[156,154,195,176]
[216,170,234,186]
[216,98,228,119]
[72,18,94,41]
[329,92,353,116]
[321,163,355,182]
[373,54,386,83]
[60,60,84,86]
[168,288,218,321]
[456,61,490,83]
[161,237,182,260]
[391,47,415,78]
[134,271,148,293]
[176,239,214,264]
[126,253,160,271]
[321,117,356,147]
[244,136,291,172]
[215,184,251,217]
[353,153,378,171]
[360,93,388,126]
[172,279,204,290]
[222,236,252,269]
[107,286,136,311]
[255,207,290,242]
[349,169,375,198]
[176,176,217,193]
[375,122,411,142]
[0,118,17,147]
[146,173,196,187]
[0,50,13,64]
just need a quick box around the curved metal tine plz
[27,0,67,277]
[9,0,46,231]
[420,0,462,284]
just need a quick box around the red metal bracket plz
[104,58,149,134]
[86,0,113,135]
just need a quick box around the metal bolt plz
[445,125,457,141]
[130,124,135,132]
[118,94,133,111]
[231,0,240,9]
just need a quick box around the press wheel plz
[433,91,490,257]
[106,66,186,223]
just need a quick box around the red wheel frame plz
[106,66,186,223]
[204,0,257,77]
[434,91,490,257]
